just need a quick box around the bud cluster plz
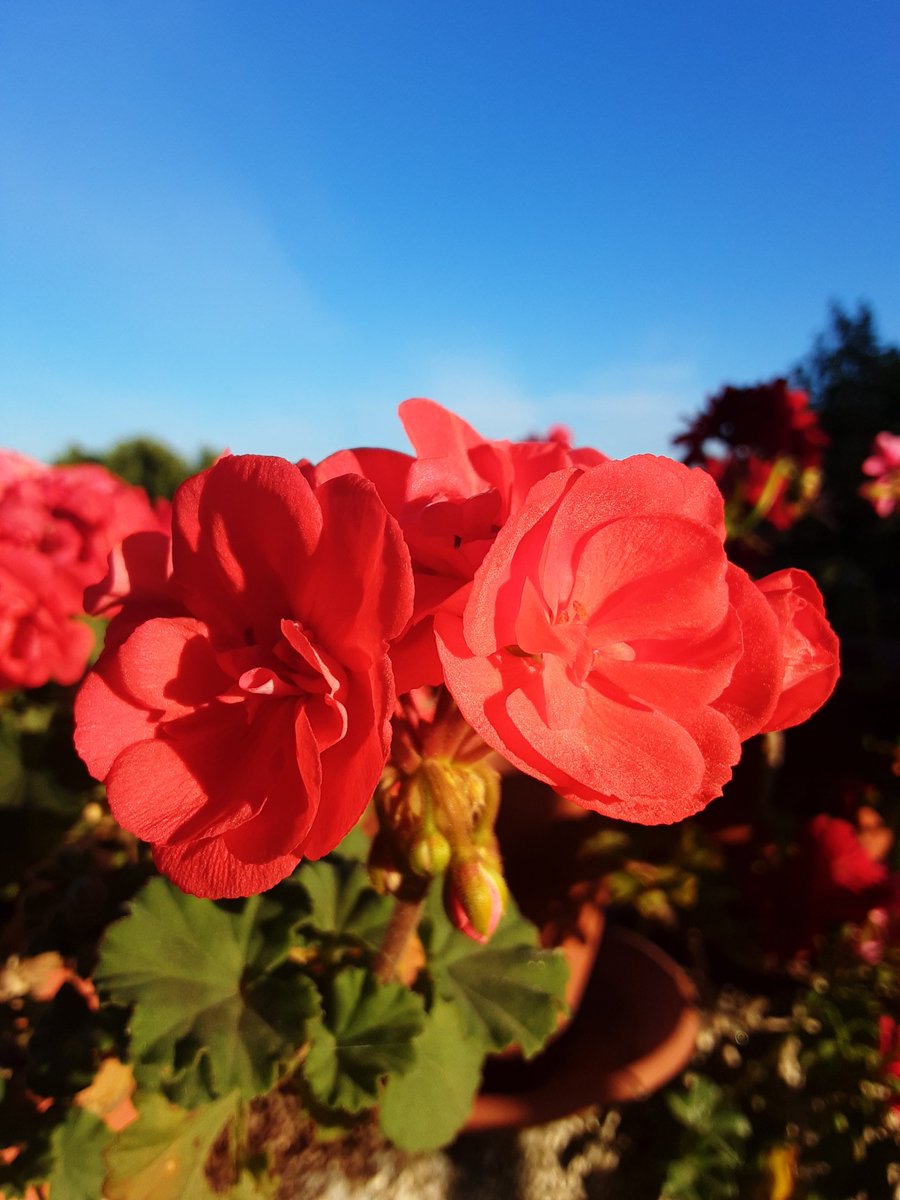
[369,688,508,943]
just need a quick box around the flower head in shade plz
[673,380,827,536]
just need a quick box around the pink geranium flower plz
[860,431,900,517]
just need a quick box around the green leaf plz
[103,1092,238,1200]
[330,822,370,862]
[95,877,321,1102]
[303,965,425,1113]
[420,887,569,1057]
[48,1109,112,1200]
[379,999,484,1150]
[666,1075,732,1131]
[296,857,393,952]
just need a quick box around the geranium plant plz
[0,400,841,1198]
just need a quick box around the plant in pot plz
[0,400,839,1197]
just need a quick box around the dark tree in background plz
[55,436,217,501]
[794,303,900,522]
[784,303,900,644]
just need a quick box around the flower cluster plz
[673,379,828,534]
[0,450,167,690]
[73,402,840,900]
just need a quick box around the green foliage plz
[420,885,569,1057]
[294,856,394,955]
[48,1109,112,1200]
[102,1092,239,1200]
[302,965,425,1113]
[662,1075,752,1200]
[95,878,320,1103]
[55,436,218,500]
[788,301,900,646]
[379,998,484,1151]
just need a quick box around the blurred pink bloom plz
[860,431,900,517]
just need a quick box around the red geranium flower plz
[0,545,94,689]
[312,399,605,693]
[75,456,414,898]
[435,456,839,824]
[0,451,167,690]
[0,457,168,591]
[754,568,840,732]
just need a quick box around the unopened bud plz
[444,857,507,944]
[409,831,452,878]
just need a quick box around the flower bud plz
[444,856,507,944]
[408,831,452,878]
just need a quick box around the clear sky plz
[2,1,898,465]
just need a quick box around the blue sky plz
[2,1,898,465]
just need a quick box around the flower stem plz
[373,880,429,984]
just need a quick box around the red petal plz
[172,456,322,642]
[463,469,579,655]
[74,664,156,780]
[222,706,321,861]
[114,617,228,715]
[298,662,393,859]
[713,565,782,739]
[312,447,413,520]
[153,838,300,899]
[399,398,485,498]
[574,515,730,644]
[103,704,259,845]
[757,569,840,732]
[305,473,414,666]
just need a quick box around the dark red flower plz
[674,379,827,470]
[674,381,827,535]
[75,456,414,898]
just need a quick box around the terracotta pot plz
[458,769,699,1131]
[465,923,700,1132]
